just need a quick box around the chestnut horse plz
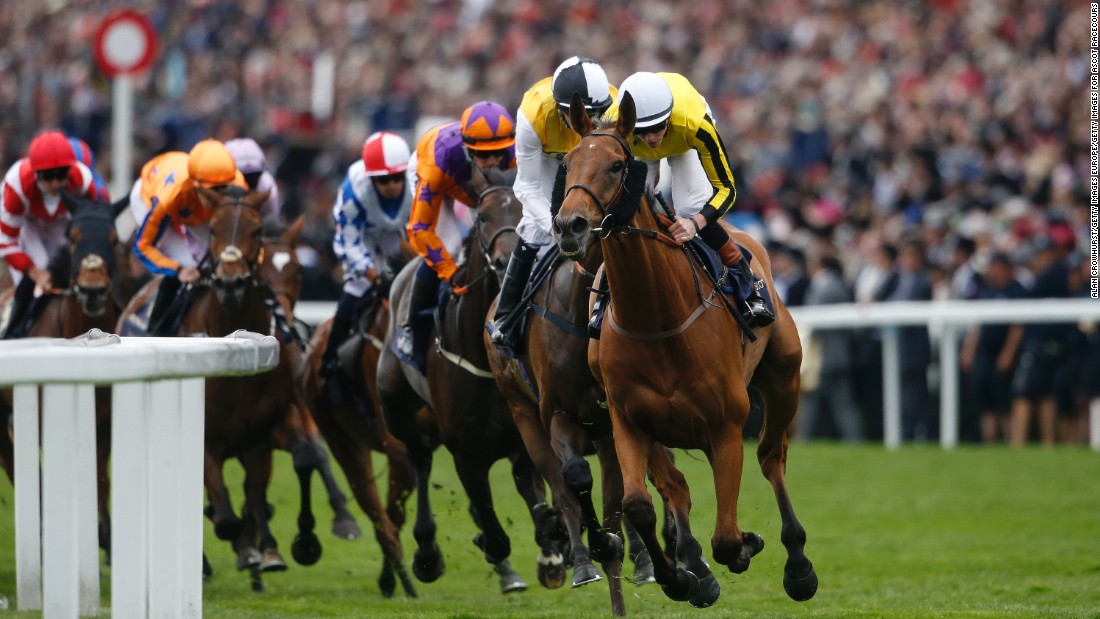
[377,170,556,594]
[551,94,818,608]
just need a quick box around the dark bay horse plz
[551,93,818,608]
[0,195,124,559]
[377,170,556,594]
[133,186,305,591]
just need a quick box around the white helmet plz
[361,131,411,176]
[224,138,267,175]
[618,72,673,130]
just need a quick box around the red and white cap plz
[361,131,411,176]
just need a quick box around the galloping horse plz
[377,169,557,594]
[0,195,124,558]
[120,186,307,591]
[551,94,818,608]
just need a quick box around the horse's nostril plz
[569,216,589,236]
[552,216,563,234]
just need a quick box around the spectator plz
[882,238,934,441]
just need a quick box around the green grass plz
[0,443,1097,617]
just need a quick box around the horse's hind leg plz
[453,452,527,593]
[610,410,698,605]
[310,436,361,540]
[593,438,626,616]
[754,328,818,602]
[506,447,568,590]
[289,439,322,567]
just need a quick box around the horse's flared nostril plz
[552,216,564,235]
[569,215,589,236]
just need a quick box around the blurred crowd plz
[0,0,1093,443]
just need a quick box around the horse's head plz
[552,92,647,262]
[63,194,119,317]
[466,165,521,281]
[200,185,269,297]
[258,216,305,322]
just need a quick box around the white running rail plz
[0,329,280,619]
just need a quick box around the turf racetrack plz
[0,443,1096,617]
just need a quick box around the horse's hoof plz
[214,517,243,541]
[266,502,276,521]
[260,548,288,572]
[743,532,765,558]
[495,560,527,594]
[689,572,721,608]
[783,559,818,602]
[631,550,656,586]
[412,543,445,583]
[536,552,567,589]
[571,562,603,588]
[331,516,361,541]
[236,547,262,571]
[291,531,323,566]
[660,568,699,602]
[378,564,396,598]
[590,531,624,563]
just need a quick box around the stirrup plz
[396,328,414,358]
[486,320,510,348]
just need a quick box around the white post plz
[882,328,901,450]
[178,378,205,619]
[939,326,960,449]
[111,381,148,619]
[110,75,134,202]
[147,379,182,618]
[42,384,79,619]
[1090,398,1100,452]
[75,384,100,616]
[13,385,41,611]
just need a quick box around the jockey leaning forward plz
[130,138,247,335]
[396,101,517,358]
[320,131,414,403]
[485,55,616,349]
[225,137,281,221]
[613,71,773,328]
[1,131,101,338]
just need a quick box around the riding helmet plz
[551,56,612,114]
[460,101,516,151]
[28,131,77,172]
[362,131,411,176]
[187,139,238,188]
[618,72,674,129]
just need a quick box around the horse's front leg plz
[239,448,287,573]
[708,423,763,578]
[555,418,623,568]
[203,450,242,542]
[610,408,702,606]
[288,438,322,566]
[593,438,626,616]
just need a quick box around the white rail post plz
[42,384,80,619]
[179,377,205,619]
[147,379,183,618]
[75,384,101,615]
[939,326,960,449]
[882,327,901,450]
[111,381,149,619]
[1091,398,1100,452]
[13,385,41,611]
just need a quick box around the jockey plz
[225,137,281,221]
[68,137,111,202]
[1,131,100,338]
[614,71,774,328]
[397,101,517,358]
[131,139,247,334]
[320,131,414,400]
[485,56,616,349]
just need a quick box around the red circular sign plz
[93,10,158,78]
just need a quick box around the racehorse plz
[377,169,559,594]
[486,242,670,616]
[0,194,124,559]
[551,93,818,607]
[119,186,306,591]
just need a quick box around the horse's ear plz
[569,92,594,137]
[285,215,305,244]
[469,163,489,196]
[615,92,637,139]
[61,191,82,216]
[245,189,271,211]
[194,184,220,206]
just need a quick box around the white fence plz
[298,298,1100,450]
[1,329,280,619]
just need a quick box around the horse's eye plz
[610,161,624,173]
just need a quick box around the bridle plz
[457,184,518,292]
[564,131,632,221]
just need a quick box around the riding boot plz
[147,275,182,336]
[1,276,37,340]
[321,292,359,406]
[396,270,439,359]
[717,239,775,328]
[486,240,538,348]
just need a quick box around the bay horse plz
[0,195,124,560]
[377,169,558,594]
[136,186,305,591]
[551,93,818,607]
[486,243,672,616]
